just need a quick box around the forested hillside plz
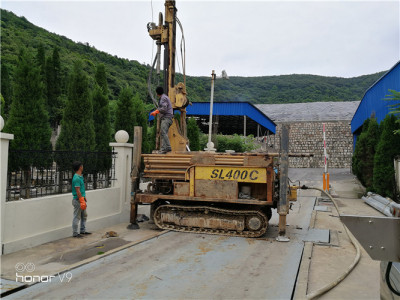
[1,9,386,107]
[1,9,149,102]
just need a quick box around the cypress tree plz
[92,85,111,149]
[148,124,157,153]
[373,114,400,198]
[132,93,150,153]
[115,87,136,143]
[95,64,108,93]
[93,65,111,149]
[3,48,52,169]
[362,118,379,189]
[352,118,370,185]
[92,64,112,175]
[56,60,95,154]
[45,47,63,128]
[45,56,53,108]
[187,117,201,151]
[36,43,46,76]
[52,47,62,97]
[1,94,5,116]
[385,89,400,134]
[1,64,13,117]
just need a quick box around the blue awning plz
[149,101,276,135]
[187,102,276,134]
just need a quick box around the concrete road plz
[8,193,318,299]
[3,168,384,299]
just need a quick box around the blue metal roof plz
[187,102,276,134]
[351,61,400,134]
[149,101,277,134]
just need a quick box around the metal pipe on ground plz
[362,192,400,217]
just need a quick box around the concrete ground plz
[0,168,386,299]
[293,168,383,300]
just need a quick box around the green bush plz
[187,117,201,151]
[199,133,208,150]
[216,135,238,152]
[197,133,258,153]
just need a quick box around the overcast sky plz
[2,0,399,77]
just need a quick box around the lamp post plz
[204,70,228,152]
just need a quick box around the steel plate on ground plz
[303,228,330,243]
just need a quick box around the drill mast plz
[148,0,188,150]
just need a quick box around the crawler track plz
[154,204,268,238]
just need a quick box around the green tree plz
[92,64,112,176]
[148,124,157,153]
[51,47,62,98]
[115,87,136,143]
[36,43,46,76]
[385,89,400,134]
[45,47,63,128]
[56,61,95,153]
[352,119,370,185]
[95,64,108,93]
[363,118,380,189]
[93,64,111,139]
[132,93,151,153]
[92,86,111,148]
[1,94,5,116]
[187,117,201,151]
[373,114,400,199]
[109,99,118,133]
[1,64,13,117]
[3,48,52,169]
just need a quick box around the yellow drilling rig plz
[128,0,296,239]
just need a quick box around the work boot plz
[154,150,168,154]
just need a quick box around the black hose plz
[385,262,400,296]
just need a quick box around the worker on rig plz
[151,86,173,154]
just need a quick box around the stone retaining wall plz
[273,121,353,168]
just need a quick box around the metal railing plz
[6,150,117,201]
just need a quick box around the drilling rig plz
[129,0,295,238]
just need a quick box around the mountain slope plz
[1,9,386,104]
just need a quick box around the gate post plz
[0,132,14,255]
